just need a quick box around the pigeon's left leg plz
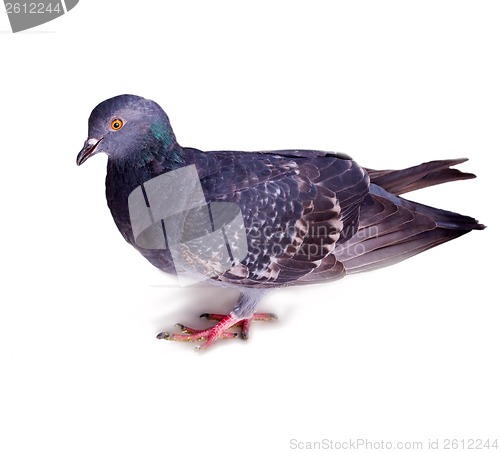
[156,289,276,349]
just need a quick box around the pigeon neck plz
[158,142,186,169]
[106,141,190,193]
[109,136,184,171]
[147,118,190,170]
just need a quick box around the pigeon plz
[77,94,485,349]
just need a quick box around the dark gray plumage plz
[77,94,484,349]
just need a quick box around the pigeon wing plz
[188,149,369,287]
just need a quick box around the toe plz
[199,313,226,321]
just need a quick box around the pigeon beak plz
[76,138,102,166]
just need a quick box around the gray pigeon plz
[77,94,484,349]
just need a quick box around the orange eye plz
[111,119,123,130]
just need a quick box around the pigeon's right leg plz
[156,289,276,349]
[200,312,278,340]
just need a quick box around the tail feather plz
[369,183,485,231]
[335,178,485,275]
[339,228,468,273]
[366,158,476,195]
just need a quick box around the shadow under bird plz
[77,95,485,349]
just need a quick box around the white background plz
[0,1,498,452]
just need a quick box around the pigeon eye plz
[110,119,123,130]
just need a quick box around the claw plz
[199,313,226,321]
[156,331,170,340]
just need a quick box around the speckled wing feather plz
[187,149,370,287]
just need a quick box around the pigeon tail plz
[334,184,485,274]
[366,158,476,195]
[368,184,486,231]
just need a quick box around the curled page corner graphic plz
[4,0,79,33]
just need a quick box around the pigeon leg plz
[156,313,240,348]
[200,312,278,340]
[156,290,275,349]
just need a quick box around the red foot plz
[157,312,278,349]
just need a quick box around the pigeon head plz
[76,94,177,166]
